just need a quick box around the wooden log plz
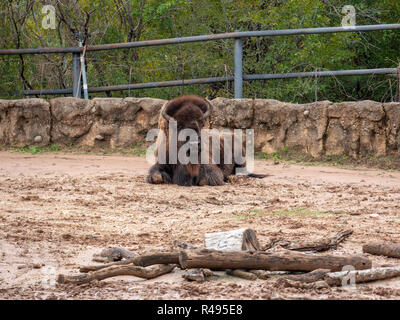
[279,267,400,287]
[226,269,257,280]
[205,228,260,251]
[134,252,179,267]
[363,243,400,258]
[57,264,175,285]
[79,252,179,273]
[325,266,400,286]
[179,249,372,272]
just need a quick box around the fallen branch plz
[58,264,175,285]
[80,252,179,273]
[179,249,371,272]
[264,229,353,252]
[363,243,400,259]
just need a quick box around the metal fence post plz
[234,35,243,99]
[72,52,81,98]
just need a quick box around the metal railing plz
[0,24,399,99]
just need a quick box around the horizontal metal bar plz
[24,88,73,95]
[23,76,233,95]
[1,24,399,55]
[21,68,396,96]
[244,68,398,80]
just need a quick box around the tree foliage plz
[0,0,399,102]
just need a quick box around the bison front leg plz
[197,164,224,186]
[172,165,195,187]
[147,164,172,184]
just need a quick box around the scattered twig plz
[248,269,271,280]
[226,269,257,281]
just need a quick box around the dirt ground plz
[0,151,400,300]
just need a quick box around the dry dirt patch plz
[0,152,400,299]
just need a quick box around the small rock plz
[370,213,380,219]
[34,135,42,143]
[202,268,214,277]
[95,135,104,141]
[62,233,73,240]
[313,280,329,289]
[183,269,205,282]
[303,110,310,116]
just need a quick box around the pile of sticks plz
[57,229,400,287]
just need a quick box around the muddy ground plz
[0,151,400,300]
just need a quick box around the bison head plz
[149,95,224,186]
[160,95,212,158]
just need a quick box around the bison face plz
[161,95,212,162]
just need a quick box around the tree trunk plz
[179,249,371,272]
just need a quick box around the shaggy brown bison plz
[147,95,265,186]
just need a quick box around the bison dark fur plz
[147,95,264,186]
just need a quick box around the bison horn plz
[161,101,174,122]
[203,99,213,119]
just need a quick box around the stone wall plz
[0,97,399,158]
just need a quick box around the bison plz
[147,95,265,186]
